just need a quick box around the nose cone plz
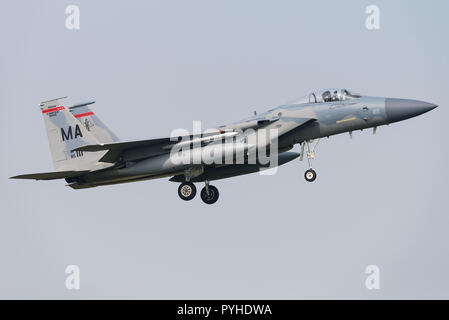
[386,98,438,123]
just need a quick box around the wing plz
[72,117,316,164]
[72,133,227,163]
[76,137,176,163]
[73,137,175,152]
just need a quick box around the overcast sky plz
[1,0,448,299]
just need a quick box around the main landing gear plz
[200,181,219,205]
[300,139,320,182]
[177,180,219,204]
[178,182,196,201]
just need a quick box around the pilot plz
[331,90,339,101]
[322,91,332,102]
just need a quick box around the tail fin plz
[40,97,106,171]
[69,101,120,143]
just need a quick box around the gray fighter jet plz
[11,89,437,204]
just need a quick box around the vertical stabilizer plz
[70,101,120,143]
[40,97,109,171]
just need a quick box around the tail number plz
[61,124,83,141]
[71,150,84,159]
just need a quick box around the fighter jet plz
[11,89,437,204]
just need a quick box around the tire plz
[304,169,317,182]
[178,182,197,201]
[200,185,219,205]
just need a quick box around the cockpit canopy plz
[290,88,362,105]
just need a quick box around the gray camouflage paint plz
[13,90,437,189]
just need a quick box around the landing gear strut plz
[300,139,320,182]
[178,182,196,201]
[200,181,219,205]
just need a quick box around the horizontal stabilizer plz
[10,170,89,181]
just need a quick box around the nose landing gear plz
[304,169,317,182]
[300,139,320,182]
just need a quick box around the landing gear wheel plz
[178,182,196,201]
[304,169,317,182]
[200,185,219,205]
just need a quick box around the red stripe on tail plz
[74,112,95,118]
[42,106,65,114]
